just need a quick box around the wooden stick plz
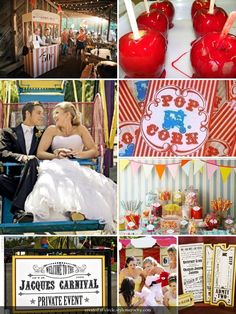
[124,0,140,40]
[208,0,215,15]
[144,0,150,13]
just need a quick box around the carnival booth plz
[22,10,61,78]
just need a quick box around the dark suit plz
[0,124,42,214]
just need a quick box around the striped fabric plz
[119,159,236,218]
[24,44,60,78]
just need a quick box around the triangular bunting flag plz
[167,163,179,179]
[193,160,205,175]
[181,160,191,167]
[220,167,232,183]
[120,159,130,171]
[143,164,154,178]
[182,161,191,176]
[130,161,141,174]
[155,165,166,179]
[206,162,218,180]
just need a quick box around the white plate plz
[119,0,236,78]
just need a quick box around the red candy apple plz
[137,9,169,37]
[119,28,167,78]
[191,32,236,78]
[150,0,175,28]
[191,0,216,18]
[193,7,228,38]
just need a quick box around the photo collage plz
[0,0,235,313]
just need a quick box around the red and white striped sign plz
[205,102,236,156]
[226,80,236,101]
[134,80,218,157]
[24,44,60,78]
[119,80,143,122]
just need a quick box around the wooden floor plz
[7,53,85,78]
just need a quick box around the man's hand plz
[21,155,38,163]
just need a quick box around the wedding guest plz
[119,277,143,307]
[76,27,87,59]
[61,28,69,56]
[0,102,44,223]
[119,256,143,292]
[163,274,177,307]
[165,245,177,273]
[68,28,75,55]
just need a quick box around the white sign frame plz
[12,255,105,312]
[0,237,4,307]
[179,243,204,303]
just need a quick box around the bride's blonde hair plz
[54,102,81,126]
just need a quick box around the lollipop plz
[150,0,175,28]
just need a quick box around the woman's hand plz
[70,150,81,158]
[53,148,72,159]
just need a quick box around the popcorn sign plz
[13,256,105,311]
[134,80,218,156]
[141,86,209,155]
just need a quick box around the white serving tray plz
[119,0,236,78]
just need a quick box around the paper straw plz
[124,0,140,40]
[144,0,150,13]
[208,0,215,15]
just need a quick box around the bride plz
[24,102,116,231]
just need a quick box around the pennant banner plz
[120,159,130,171]
[167,163,179,179]
[155,165,166,179]
[220,167,232,183]
[206,163,218,180]
[130,161,141,174]
[193,160,205,175]
[142,164,154,178]
[182,161,192,176]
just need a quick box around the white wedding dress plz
[25,135,116,231]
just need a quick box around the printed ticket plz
[211,245,236,307]
[179,243,204,302]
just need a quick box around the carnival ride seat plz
[0,98,108,234]
[0,159,105,234]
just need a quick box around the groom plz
[0,102,44,223]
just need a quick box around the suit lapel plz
[15,125,26,154]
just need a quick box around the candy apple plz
[137,9,169,37]
[191,0,216,18]
[191,32,236,78]
[119,28,167,78]
[150,0,175,28]
[193,7,228,37]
